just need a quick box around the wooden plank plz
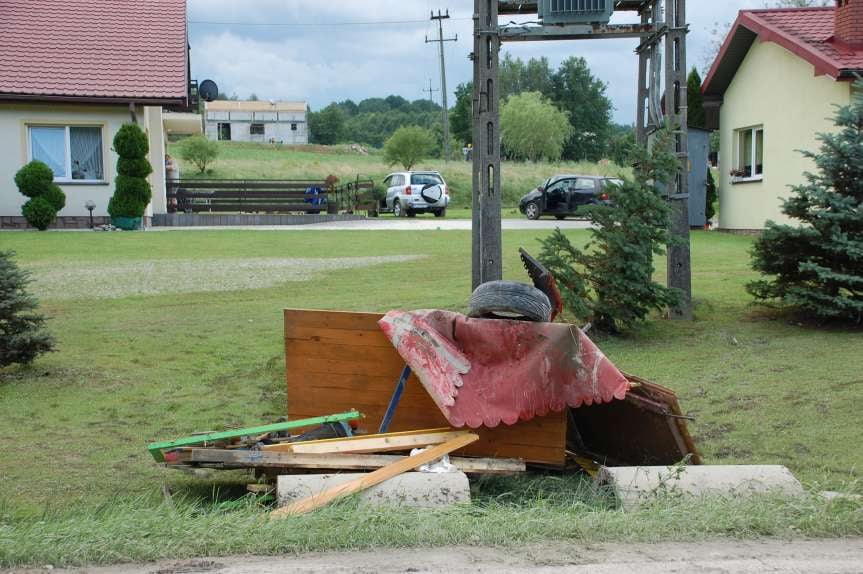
[271,434,479,517]
[147,410,361,462]
[284,309,385,331]
[284,325,394,348]
[178,447,525,474]
[264,429,469,454]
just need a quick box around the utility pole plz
[423,78,439,104]
[426,10,457,162]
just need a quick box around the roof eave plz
[0,92,187,106]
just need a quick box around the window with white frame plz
[28,125,104,182]
[733,125,764,181]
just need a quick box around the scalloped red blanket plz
[378,310,630,428]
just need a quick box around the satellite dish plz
[199,79,219,102]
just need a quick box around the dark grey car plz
[518,175,623,220]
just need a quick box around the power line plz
[425,9,457,163]
[188,16,472,28]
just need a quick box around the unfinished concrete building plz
[204,100,308,144]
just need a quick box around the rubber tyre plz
[394,200,405,218]
[525,201,541,220]
[468,280,552,322]
[555,214,566,220]
[434,209,446,218]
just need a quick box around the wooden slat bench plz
[167,179,330,214]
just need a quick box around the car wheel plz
[394,200,405,218]
[434,209,446,218]
[468,280,552,323]
[525,201,541,220]
[555,214,566,221]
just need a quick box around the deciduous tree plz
[500,92,572,162]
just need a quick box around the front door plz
[218,123,231,141]
[544,179,571,214]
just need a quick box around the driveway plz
[28,539,863,574]
[149,219,593,232]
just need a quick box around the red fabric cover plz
[379,310,629,428]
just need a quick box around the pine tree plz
[538,128,683,333]
[0,251,55,367]
[747,82,863,323]
[687,67,706,129]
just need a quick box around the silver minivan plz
[382,171,450,217]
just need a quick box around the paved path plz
[23,539,863,574]
[147,219,593,232]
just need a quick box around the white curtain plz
[70,127,103,180]
[30,127,66,177]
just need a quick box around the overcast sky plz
[188,1,762,125]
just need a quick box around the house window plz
[291,123,298,131]
[28,125,104,182]
[218,122,232,141]
[733,125,764,182]
[250,123,265,135]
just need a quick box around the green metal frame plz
[147,410,362,462]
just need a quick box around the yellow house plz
[702,1,863,232]
[0,0,192,229]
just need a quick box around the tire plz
[468,280,552,322]
[525,201,541,220]
[434,209,446,218]
[394,200,405,218]
[555,214,566,220]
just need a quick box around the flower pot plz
[111,216,143,230]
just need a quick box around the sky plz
[187,1,762,125]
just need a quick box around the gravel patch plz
[29,255,425,300]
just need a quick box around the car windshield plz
[411,173,443,186]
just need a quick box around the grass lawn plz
[1,228,861,566]
[167,141,628,209]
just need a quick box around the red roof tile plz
[0,0,188,103]
[703,7,863,97]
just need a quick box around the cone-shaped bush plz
[108,124,151,219]
[0,250,55,366]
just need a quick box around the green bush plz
[13,161,55,198]
[21,197,57,231]
[538,128,682,333]
[0,250,55,367]
[117,157,153,178]
[108,123,152,219]
[500,92,572,162]
[383,126,435,170]
[112,124,149,158]
[14,161,66,230]
[179,135,219,174]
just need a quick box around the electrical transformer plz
[538,0,614,25]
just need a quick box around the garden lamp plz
[85,200,96,229]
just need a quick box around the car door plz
[570,178,598,210]
[544,179,571,213]
[385,174,401,209]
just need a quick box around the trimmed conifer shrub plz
[108,124,151,219]
[747,82,863,323]
[14,161,66,230]
[0,250,55,367]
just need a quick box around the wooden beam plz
[271,434,479,517]
[261,428,466,454]
[174,447,525,474]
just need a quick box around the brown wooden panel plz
[283,309,567,466]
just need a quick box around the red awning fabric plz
[378,310,629,428]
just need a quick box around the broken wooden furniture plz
[284,309,700,468]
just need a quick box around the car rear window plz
[411,173,443,186]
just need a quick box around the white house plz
[0,0,191,229]
[204,100,308,145]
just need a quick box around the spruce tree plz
[747,82,863,323]
[0,251,55,367]
[687,67,706,129]
[539,128,683,333]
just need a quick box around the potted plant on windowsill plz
[108,123,152,230]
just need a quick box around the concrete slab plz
[598,465,805,510]
[277,471,470,509]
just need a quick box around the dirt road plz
[17,539,863,574]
